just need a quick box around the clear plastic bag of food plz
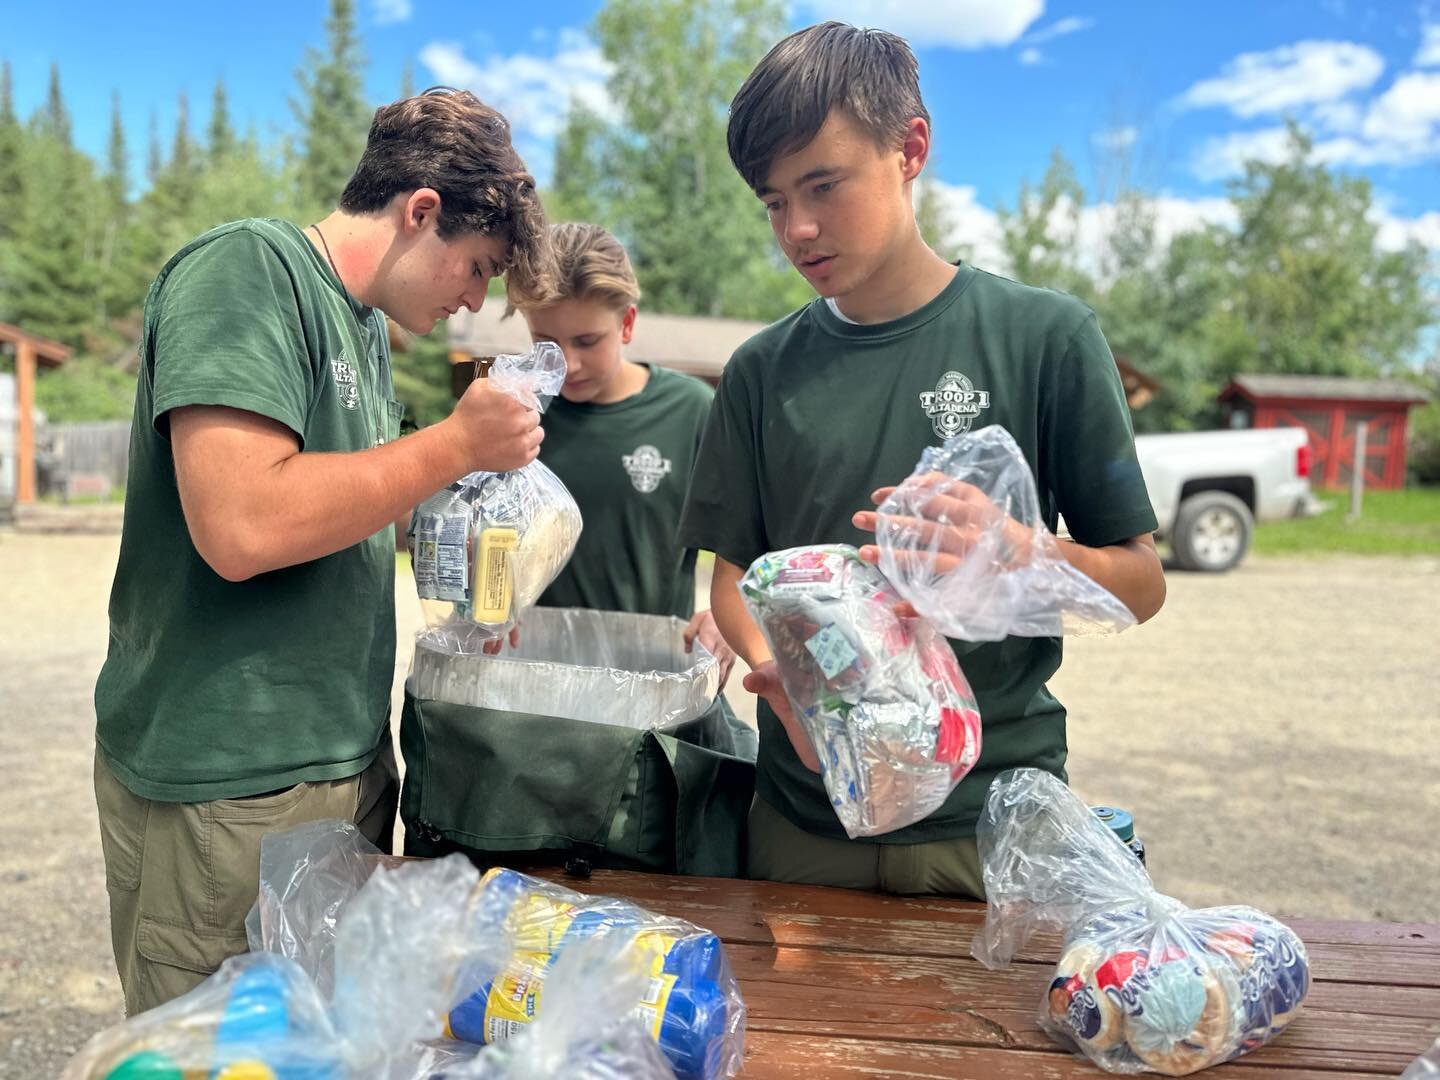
[63,953,345,1080]
[408,342,582,652]
[972,769,1311,1076]
[426,933,675,1079]
[67,822,521,1079]
[738,544,982,838]
[875,424,1137,641]
[445,867,746,1080]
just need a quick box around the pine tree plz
[208,78,236,164]
[293,0,370,218]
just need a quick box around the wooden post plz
[15,338,36,504]
[1348,421,1367,521]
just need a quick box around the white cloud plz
[373,0,412,25]
[418,30,616,144]
[1361,70,1440,145]
[1191,127,1299,181]
[1094,125,1138,151]
[1416,23,1440,67]
[795,0,1045,49]
[1372,208,1440,250]
[1176,40,1384,117]
[1190,70,1440,180]
[1019,47,1044,66]
[1020,16,1096,46]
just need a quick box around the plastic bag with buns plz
[972,769,1310,1076]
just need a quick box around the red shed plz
[1219,374,1429,489]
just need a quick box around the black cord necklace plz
[309,223,385,445]
[310,224,347,295]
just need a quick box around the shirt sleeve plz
[149,230,313,443]
[1040,312,1159,547]
[677,357,768,569]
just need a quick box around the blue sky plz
[7,0,1440,262]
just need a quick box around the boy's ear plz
[900,117,931,184]
[402,188,443,234]
[620,304,638,344]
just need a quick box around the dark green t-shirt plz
[537,364,714,619]
[95,218,404,802]
[678,264,1157,843]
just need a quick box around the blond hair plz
[507,222,640,313]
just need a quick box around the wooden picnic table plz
[531,867,1440,1079]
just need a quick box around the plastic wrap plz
[410,606,720,731]
[424,935,675,1079]
[63,953,345,1080]
[875,424,1137,641]
[738,544,982,838]
[445,867,746,1080]
[1403,1038,1440,1079]
[409,343,582,652]
[972,769,1310,1076]
[68,821,522,1079]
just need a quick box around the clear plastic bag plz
[68,821,522,1079]
[1403,1038,1440,1079]
[876,425,1137,641]
[972,769,1311,1076]
[63,953,346,1080]
[738,544,982,838]
[445,867,746,1080]
[409,343,582,652]
[426,934,676,1079]
[409,606,721,731]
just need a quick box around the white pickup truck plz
[1133,427,1314,572]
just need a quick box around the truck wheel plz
[1172,492,1253,572]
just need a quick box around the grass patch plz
[1252,486,1440,557]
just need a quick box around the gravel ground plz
[1,529,1436,1076]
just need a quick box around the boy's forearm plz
[711,557,772,667]
[1057,534,1166,624]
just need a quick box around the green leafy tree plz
[996,147,1094,300]
[293,0,370,220]
[551,0,811,320]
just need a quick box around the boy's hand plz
[481,623,523,656]
[683,609,736,690]
[852,473,1034,573]
[743,662,821,772]
[443,379,544,474]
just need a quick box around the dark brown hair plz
[340,87,554,296]
[727,22,930,191]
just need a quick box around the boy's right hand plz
[743,661,821,773]
[444,379,544,473]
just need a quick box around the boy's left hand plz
[851,474,1034,574]
[684,609,736,690]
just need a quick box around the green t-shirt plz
[537,364,714,619]
[678,264,1157,843]
[94,218,404,802]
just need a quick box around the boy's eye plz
[472,263,484,278]
[763,201,783,215]
[575,336,600,348]
[815,180,837,195]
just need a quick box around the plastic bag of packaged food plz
[875,425,1136,641]
[972,769,1311,1076]
[408,342,582,653]
[410,606,722,731]
[738,544,982,838]
[421,933,675,1079]
[445,867,746,1080]
[67,827,520,1079]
